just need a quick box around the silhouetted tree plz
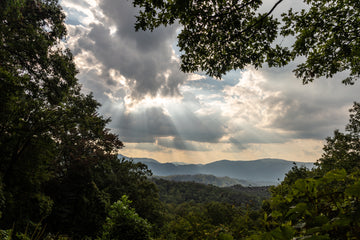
[0,1,161,239]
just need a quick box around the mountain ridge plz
[119,155,315,186]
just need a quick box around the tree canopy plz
[251,102,360,239]
[2,0,360,239]
[133,0,360,84]
[0,1,161,238]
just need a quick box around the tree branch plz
[240,0,284,35]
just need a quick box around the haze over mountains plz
[119,155,314,186]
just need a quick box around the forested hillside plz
[152,178,270,207]
[1,0,360,239]
[153,174,253,187]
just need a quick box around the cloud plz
[156,137,211,151]
[108,98,227,145]
[125,142,168,153]
[61,0,100,26]
[110,107,177,143]
[257,64,360,139]
[168,106,226,143]
[61,0,360,163]
[268,99,348,139]
[66,0,187,102]
[220,67,360,147]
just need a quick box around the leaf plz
[286,203,311,218]
[270,225,295,240]
[345,181,360,198]
[270,210,283,219]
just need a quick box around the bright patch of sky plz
[60,0,360,163]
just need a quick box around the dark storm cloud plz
[227,137,247,151]
[108,103,228,145]
[229,127,291,145]
[110,107,177,143]
[258,64,360,140]
[268,98,349,139]
[99,0,169,51]
[71,0,186,100]
[157,137,210,151]
[169,108,226,143]
[76,67,126,105]
[127,143,167,152]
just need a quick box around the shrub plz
[100,195,152,240]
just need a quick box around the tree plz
[133,0,360,84]
[95,158,162,226]
[255,169,360,239]
[0,0,77,228]
[248,103,360,239]
[0,176,4,220]
[0,0,121,235]
[316,102,360,173]
[100,195,152,240]
[0,1,165,238]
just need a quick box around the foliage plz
[100,195,152,240]
[281,163,314,186]
[0,0,161,239]
[155,199,269,240]
[157,201,235,240]
[152,179,270,239]
[45,176,109,238]
[153,174,250,187]
[0,0,76,229]
[0,175,4,219]
[281,0,360,84]
[0,229,12,240]
[253,169,360,239]
[3,0,360,239]
[133,0,287,79]
[316,102,360,173]
[248,102,360,239]
[44,155,160,237]
[133,0,360,84]
[153,178,269,208]
[97,158,162,226]
[0,222,69,240]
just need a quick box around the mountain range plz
[119,155,315,186]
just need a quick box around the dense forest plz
[152,174,254,187]
[153,178,270,206]
[1,0,360,239]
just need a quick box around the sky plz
[60,0,360,164]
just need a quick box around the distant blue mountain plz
[119,155,314,186]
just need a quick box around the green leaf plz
[345,181,360,198]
